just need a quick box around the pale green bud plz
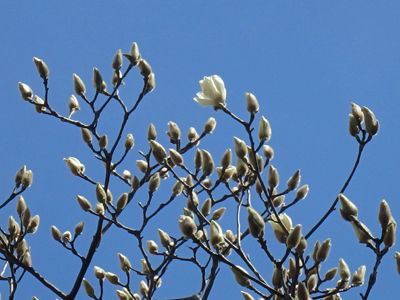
[296,184,309,200]
[145,72,155,93]
[393,252,400,275]
[131,175,140,191]
[150,140,167,164]
[169,149,184,166]
[158,228,172,248]
[172,179,184,195]
[263,145,274,160]
[94,266,106,280]
[16,195,26,217]
[139,280,149,297]
[241,291,255,300]
[138,59,152,77]
[297,281,309,300]
[166,121,181,142]
[68,95,80,117]
[338,194,358,221]
[187,127,199,143]
[210,220,224,249]
[202,178,213,188]
[116,290,129,300]
[136,160,148,173]
[286,224,302,249]
[384,222,396,248]
[16,239,28,257]
[147,123,157,140]
[125,134,134,150]
[236,157,248,177]
[339,258,350,281]
[148,172,160,192]
[95,203,105,215]
[116,193,128,211]
[324,267,338,281]
[258,116,271,142]
[22,170,33,188]
[204,117,217,134]
[51,225,61,241]
[221,149,232,169]
[34,95,46,113]
[349,114,360,137]
[287,170,300,191]
[194,148,203,170]
[74,221,84,236]
[234,137,248,159]
[123,42,141,65]
[98,134,108,150]
[95,183,106,204]
[147,240,158,255]
[77,195,92,211]
[308,274,317,292]
[273,195,285,207]
[178,215,197,237]
[268,165,279,189]
[118,253,131,272]
[15,165,26,187]
[351,102,364,123]
[82,279,95,298]
[27,215,40,233]
[230,265,250,287]
[81,128,92,145]
[22,252,32,268]
[18,82,33,101]
[21,208,31,227]
[351,265,366,286]
[186,191,199,211]
[362,106,379,135]
[351,220,373,244]
[201,198,212,216]
[92,67,104,91]
[106,272,120,285]
[245,92,259,114]
[316,238,331,262]
[112,49,123,70]
[211,207,226,221]
[202,150,214,176]
[73,73,86,96]
[378,199,392,228]
[33,57,49,79]
[247,206,265,238]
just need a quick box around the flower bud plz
[269,213,292,234]
[338,194,358,221]
[150,140,167,164]
[15,165,26,187]
[272,265,283,288]
[394,252,400,275]
[241,291,255,300]
[166,121,181,143]
[212,207,226,221]
[316,238,331,262]
[138,59,152,77]
[187,191,199,211]
[287,170,300,191]
[263,145,274,160]
[74,221,84,236]
[349,114,360,137]
[202,150,214,176]
[268,165,279,189]
[351,265,366,286]
[383,222,396,248]
[95,183,106,204]
[258,116,271,142]
[158,228,172,248]
[22,170,33,188]
[27,215,40,233]
[201,198,212,216]
[147,123,157,140]
[116,193,128,211]
[247,206,265,238]
[147,240,158,255]
[296,184,309,200]
[188,127,199,143]
[362,106,379,135]
[83,279,95,298]
[61,231,72,244]
[112,49,123,70]
[118,253,131,272]
[33,57,49,79]
[95,203,105,215]
[324,267,338,281]
[92,67,105,92]
[351,103,364,123]
[220,149,232,170]
[339,258,350,281]
[94,266,105,280]
[145,72,155,93]
[139,280,149,297]
[230,265,250,287]
[234,137,248,159]
[98,135,108,150]
[194,148,203,170]
[308,274,317,292]
[18,82,33,101]
[73,74,86,96]
[124,134,134,150]
[236,157,248,177]
[81,128,92,145]
[286,224,302,249]
[77,195,92,212]
[131,175,140,191]
[63,157,85,176]
[295,236,307,254]
[51,225,61,241]
[204,117,217,134]
[22,207,31,227]
[169,149,184,166]
[351,220,373,244]
[245,93,259,114]
[272,195,284,207]
[16,239,28,257]
[178,215,197,237]
[16,195,26,217]
[116,290,129,300]
[124,42,141,65]
[22,252,32,268]
[148,172,160,192]
[210,220,225,249]
[106,272,120,285]
[68,95,80,117]
[34,95,46,113]
[378,199,392,228]
[297,281,309,300]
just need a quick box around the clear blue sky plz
[1,2,399,299]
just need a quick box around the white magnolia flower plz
[193,75,226,108]
[63,157,85,176]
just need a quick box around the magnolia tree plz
[2,41,398,300]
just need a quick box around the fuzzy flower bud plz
[362,106,379,136]
[245,93,259,114]
[83,279,95,298]
[18,82,33,101]
[148,172,160,192]
[74,221,84,236]
[123,42,141,65]
[211,207,226,221]
[187,127,199,143]
[339,258,350,281]
[16,195,26,217]
[118,253,131,272]
[63,157,85,176]
[169,149,184,166]
[51,226,61,241]
[77,195,92,212]
[351,103,364,123]
[147,123,157,140]
[338,194,358,221]
[258,116,271,142]
[61,231,72,244]
[230,265,250,287]
[378,199,392,228]
[349,114,360,137]
[145,72,155,93]
[166,121,181,143]
[234,137,248,159]
[158,228,172,248]
[68,95,80,117]
[21,170,33,188]
[351,220,373,244]
[116,193,128,211]
[33,57,49,79]
[204,117,217,134]
[296,184,309,200]
[22,252,32,267]
[268,165,279,189]
[106,272,120,285]
[150,140,167,164]
[247,206,265,238]
[98,135,108,150]
[94,266,106,280]
[263,145,274,160]
[15,165,26,187]
[351,265,366,286]
[201,198,212,216]
[394,252,400,275]
[147,240,159,255]
[178,215,197,238]
[138,59,152,77]
[209,220,225,248]
[73,73,86,96]
[316,238,331,262]
[81,128,92,145]
[139,280,149,297]
[287,170,301,191]
[202,150,214,176]
[112,49,123,70]
[286,224,302,249]
[297,281,309,300]
[125,134,134,150]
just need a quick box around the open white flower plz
[193,75,226,108]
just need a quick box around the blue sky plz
[1,2,399,299]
